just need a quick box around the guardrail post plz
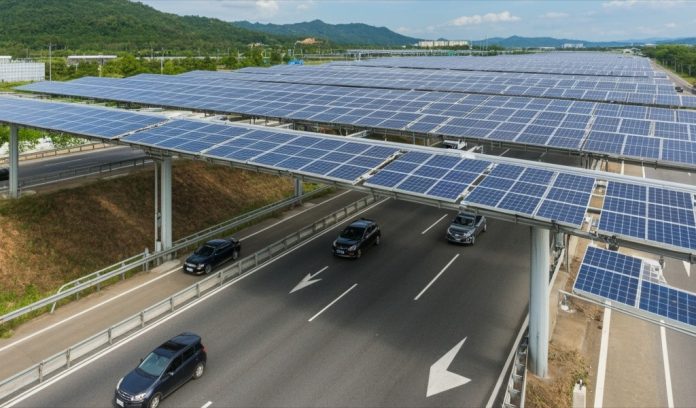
[39,361,44,383]
[144,248,149,272]
[254,253,259,267]
[140,311,145,328]
[108,327,113,344]
[169,297,174,312]
[196,283,201,298]
[66,348,72,368]
[96,272,101,291]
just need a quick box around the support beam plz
[160,156,172,251]
[529,226,550,378]
[8,126,19,198]
[294,177,303,203]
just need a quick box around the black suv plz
[114,332,207,408]
[184,238,241,275]
[332,218,381,258]
[0,167,8,182]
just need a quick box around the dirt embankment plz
[0,161,293,313]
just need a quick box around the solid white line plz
[0,190,353,353]
[414,254,459,301]
[485,314,529,408]
[4,198,388,407]
[308,284,358,322]
[421,214,448,235]
[594,306,612,408]
[201,401,212,408]
[660,324,675,408]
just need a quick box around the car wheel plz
[193,362,205,379]
[356,249,362,259]
[232,249,239,261]
[204,264,212,274]
[375,235,381,246]
[471,235,476,245]
[149,393,162,408]
[483,224,487,233]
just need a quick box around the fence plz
[0,193,379,404]
[0,186,331,325]
[0,143,110,165]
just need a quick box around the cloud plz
[255,0,279,14]
[665,22,677,28]
[450,11,520,26]
[540,12,569,19]
[296,0,315,11]
[603,0,684,8]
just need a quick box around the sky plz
[137,0,696,42]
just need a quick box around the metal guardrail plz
[0,157,151,193]
[0,193,379,404]
[0,186,330,325]
[0,143,110,165]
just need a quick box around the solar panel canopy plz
[574,246,696,329]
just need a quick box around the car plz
[675,86,684,93]
[332,218,381,258]
[114,332,207,408]
[0,167,8,182]
[183,238,240,275]
[446,212,487,245]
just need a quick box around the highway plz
[0,146,146,188]
[12,199,531,407]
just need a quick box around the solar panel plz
[575,246,696,328]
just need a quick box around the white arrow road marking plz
[201,402,213,408]
[682,261,690,278]
[427,337,471,397]
[290,266,328,294]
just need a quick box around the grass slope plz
[0,161,292,315]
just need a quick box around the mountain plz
[475,35,696,49]
[234,19,419,46]
[0,0,282,52]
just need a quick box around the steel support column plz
[294,177,303,203]
[529,226,550,377]
[8,126,19,198]
[160,156,172,251]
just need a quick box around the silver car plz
[446,212,487,245]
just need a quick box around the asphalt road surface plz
[13,199,531,408]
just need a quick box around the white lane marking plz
[421,214,449,235]
[427,337,471,397]
[642,165,646,179]
[0,190,354,353]
[660,324,675,408]
[308,284,358,322]
[594,306,611,408]
[3,198,389,407]
[201,401,212,408]
[485,314,528,408]
[290,266,328,294]
[682,261,691,278]
[414,254,459,301]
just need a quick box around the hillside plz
[0,161,293,317]
[0,0,283,52]
[234,19,419,46]
[479,35,696,48]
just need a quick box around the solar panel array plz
[598,181,696,250]
[574,246,696,327]
[17,74,696,168]
[0,95,165,138]
[338,53,664,77]
[123,119,400,184]
[189,65,691,108]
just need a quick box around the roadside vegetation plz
[643,45,696,85]
[525,342,590,408]
[0,161,294,329]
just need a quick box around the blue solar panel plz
[582,246,642,277]
[649,187,693,209]
[575,264,638,305]
[510,181,548,197]
[427,180,468,201]
[301,160,339,175]
[606,182,646,201]
[544,188,591,205]
[599,211,646,238]
[479,176,515,191]
[647,220,696,250]
[398,175,437,194]
[639,281,696,325]
[648,204,696,226]
[327,164,370,181]
[498,193,541,215]
[603,196,646,216]
[536,200,586,226]
[553,173,595,192]
[465,187,506,207]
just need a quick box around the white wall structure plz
[0,59,45,82]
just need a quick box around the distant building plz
[67,55,117,66]
[298,37,320,45]
[417,40,469,48]
[0,57,44,82]
[561,43,584,49]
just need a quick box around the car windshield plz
[138,351,171,377]
[194,245,215,257]
[454,215,475,227]
[340,226,365,241]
